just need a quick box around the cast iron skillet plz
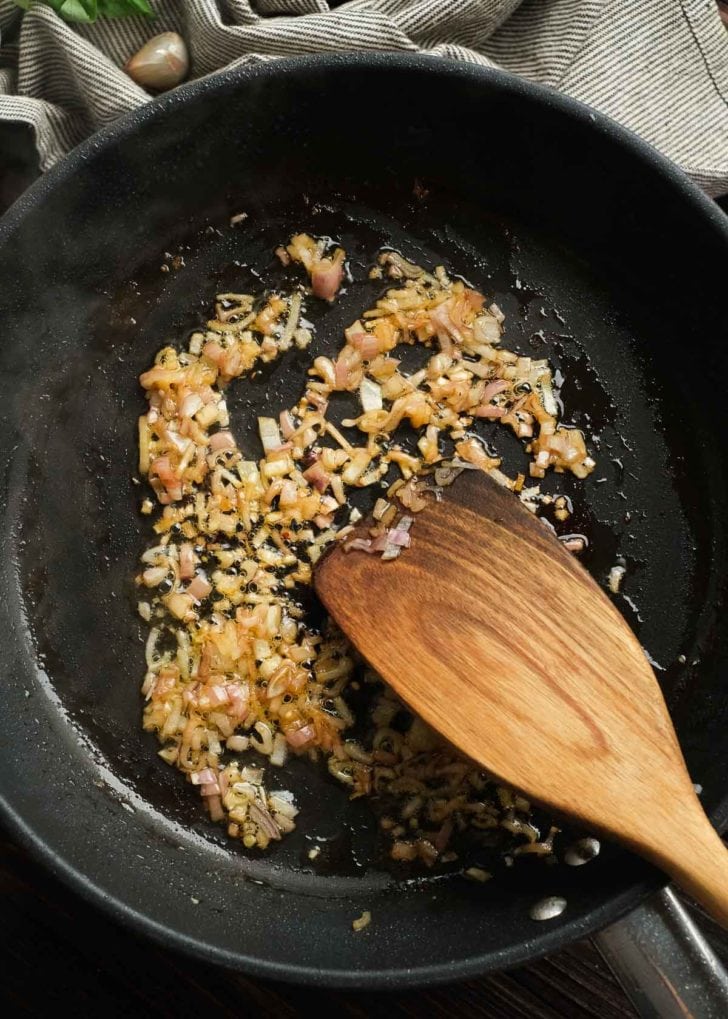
[0,54,727,989]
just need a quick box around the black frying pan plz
[1,54,727,989]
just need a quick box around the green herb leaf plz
[14,0,154,20]
[98,0,154,17]
[47,0,97,22]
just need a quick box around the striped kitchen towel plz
[0,0,727,195]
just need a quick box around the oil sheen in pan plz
[17,190,706,891]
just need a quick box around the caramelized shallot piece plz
[312,250,346,301]
[286,233,346,302]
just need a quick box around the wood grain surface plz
[1,126,728,1017]
[316,470,728,925]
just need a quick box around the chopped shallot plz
[210,430,236,452]
[187,573,212,601]
[258,417,282,452]
[179,543,196,580]
[285,724,316,748]
[303,461,330,492]
[561,534,588,554]
[136,236,596,864]
[312,251,345,302]
[279,410,296,439]
[190,768,217,786]
[360,378,383,412]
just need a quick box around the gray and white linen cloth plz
[0,0,727,195]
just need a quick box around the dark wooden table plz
[1,123,727,1018]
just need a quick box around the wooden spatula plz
[315,469,728,924]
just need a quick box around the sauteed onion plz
[136,235,594,862]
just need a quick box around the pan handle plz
[594,888,728,1018]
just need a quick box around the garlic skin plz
[125,33,189,92]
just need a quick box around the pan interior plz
[1,57,727,983]
[12,190,725,896]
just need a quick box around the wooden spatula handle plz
[637,799,728,926]
[316,470,728,928]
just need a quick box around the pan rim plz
[3,53,728,252]
[1,51,727,989]
[0,788,662,989]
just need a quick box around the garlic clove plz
[125,32,189,92]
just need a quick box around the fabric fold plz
[0,0,726,195]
